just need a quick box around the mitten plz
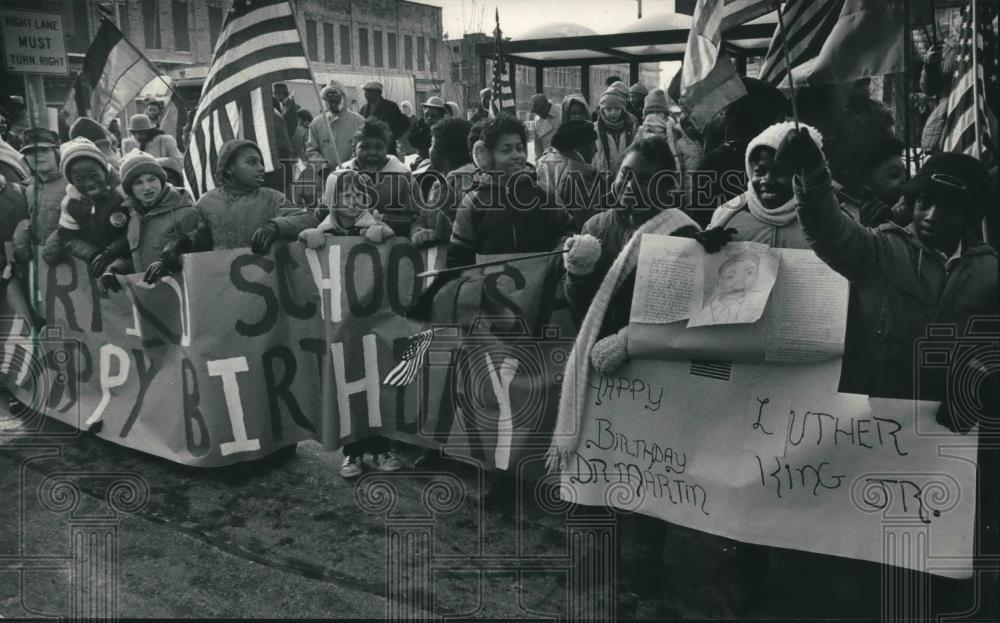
[143,260,169,284]
[410,228,438,247]
[89,248,116,278]
[591,329,630,375]
[250,222,280,255]
[694,227,738,253]
[563,234,601,276]
[775,128,825,173]
[298,227,327,249]
[363,224,394,244]
[160,235,191,272]
[98,269,122,294]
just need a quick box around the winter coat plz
[110,185,199,273]
[191,185,317,250]
[323,156,420,239]
[12,170,66,263]
[0,182,28,244]
[424,162,477,223]
[593,116,638,175]
[122,133,183,172]
[448,172,577,267]
[305,110,365,169]
[360,98,411,145]
[45,180,130,265]
[290,124,308,162]
[710,193,811,250]
[532,108,561,161]
[535,147,601,229]
[797,165,999,400]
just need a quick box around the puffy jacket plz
[323,156,419,238]
[190,184,317,250]
[111,185,199,273]
[709,193,811,250]
[12,170,66,263]
[424,162,477,223]
[0,182,28,244]
[122,133,183,172]
[45,180,130,265]
[535,147,602,229]
[797,165,999,400]
[448,172,577,267]
[593,116,638,175]
[304,110,365,170]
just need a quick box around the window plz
[404,35,413,69]
[172,2,189,51]
[417,36,425,71]
[323,23,335,63]
[306,19,318,60]
[359,28,370,66]
[451,62,461,83]
[340,24,351,64]
[141,0,161,49]
[387,33,397,69]
[429,38,437,72]
[373,30,383,67]
[208,5,224,51]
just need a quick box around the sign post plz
[0,8,70,129]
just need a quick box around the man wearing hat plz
[12,128,66,267]
[302,81,365,205]
[535,119,600,229]
[627,83,648,123]
[359,81,410,156]
[529,93,561,161]
[122,114,182,171]
[470,88,492,124]
[272,83,301,138]
[408,96,448,161]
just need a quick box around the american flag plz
[183,0,313,199]
[758,0,846,86]
[490,9,516,118]
[942,2,999,164]
[382,329,437,387]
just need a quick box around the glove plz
[250,222,280,255]
[563,234,601,276]
[694,227,738,253]
[298,227,328,249]
[858,194,893,227]
[775,127,825,173]
[410,229,438,247]
[89,249,117,278]
[160,236,190,272]
[591,330,630,375]
[99,269,122,294]
[363,224,394,244]
[143,260,170,284]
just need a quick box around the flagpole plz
[774,1,800,129]
[903,0,913,179]
[416,249,569,279]
[970,0,988,242]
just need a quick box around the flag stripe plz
[759,0,843,85]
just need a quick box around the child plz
[100,151,199,290]
[561,94,591,124]
[13,128,66,267]
[44,138,130,276]
[0,136,28,261]
[299,119,425,249]
[593,82,639,175]
[448,113,576,268]
[167,138,316,262]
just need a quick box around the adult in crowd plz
[470,88,492,124]
[70,116,122,172]
[359,81,410,156]
[919,39,959,154]
[841,135,909,227]
[290,109,313,163]
[593,82,639,176]
[408,96,449,162]
[535,119,600,228]
[301,81,365,207]
[272,83,301,138]
[144,100,165,128]
[398,100,418,155]
[627,83,648,122]
[121,114,182,172]
[529,93,561,161]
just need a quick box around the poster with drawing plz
[688,242,780,328]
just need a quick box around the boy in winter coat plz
[298,119,426,248]
[44,138,131,277]
[593,82,639,176]
[100,151,199,290]
[448,114,576,268]
[166,139,316,262]
[12,128,66,267]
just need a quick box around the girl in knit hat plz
[98,151,199,291]
[12,128,66,268]
[43,138,131,275]
[162,139,316,268]
[593,82,639,175]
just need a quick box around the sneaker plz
[374,450,404,472]
[340,454,363,479]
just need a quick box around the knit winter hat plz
[0,136,28,180]
[529,93,550,113]
[643,88,670,116]
[551,119,598,152]
[69,117,110,143]
[744,121,824,178]
[60,137,109,179]
[629,83,649,96]
[320,80,346,99]
[120,150,166,197]
[215,138,261,181]
[599,85,627,110]
[561,93,590,119]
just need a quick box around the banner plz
[0,240,573,470]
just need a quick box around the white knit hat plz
[60,137,109,179]
[0,136,28,180]
[744,121,823,178]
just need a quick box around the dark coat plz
[360,97,411,143]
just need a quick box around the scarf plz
[546,208,699,472]
[745,182,797,226]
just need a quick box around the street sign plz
[0,9,68,75]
